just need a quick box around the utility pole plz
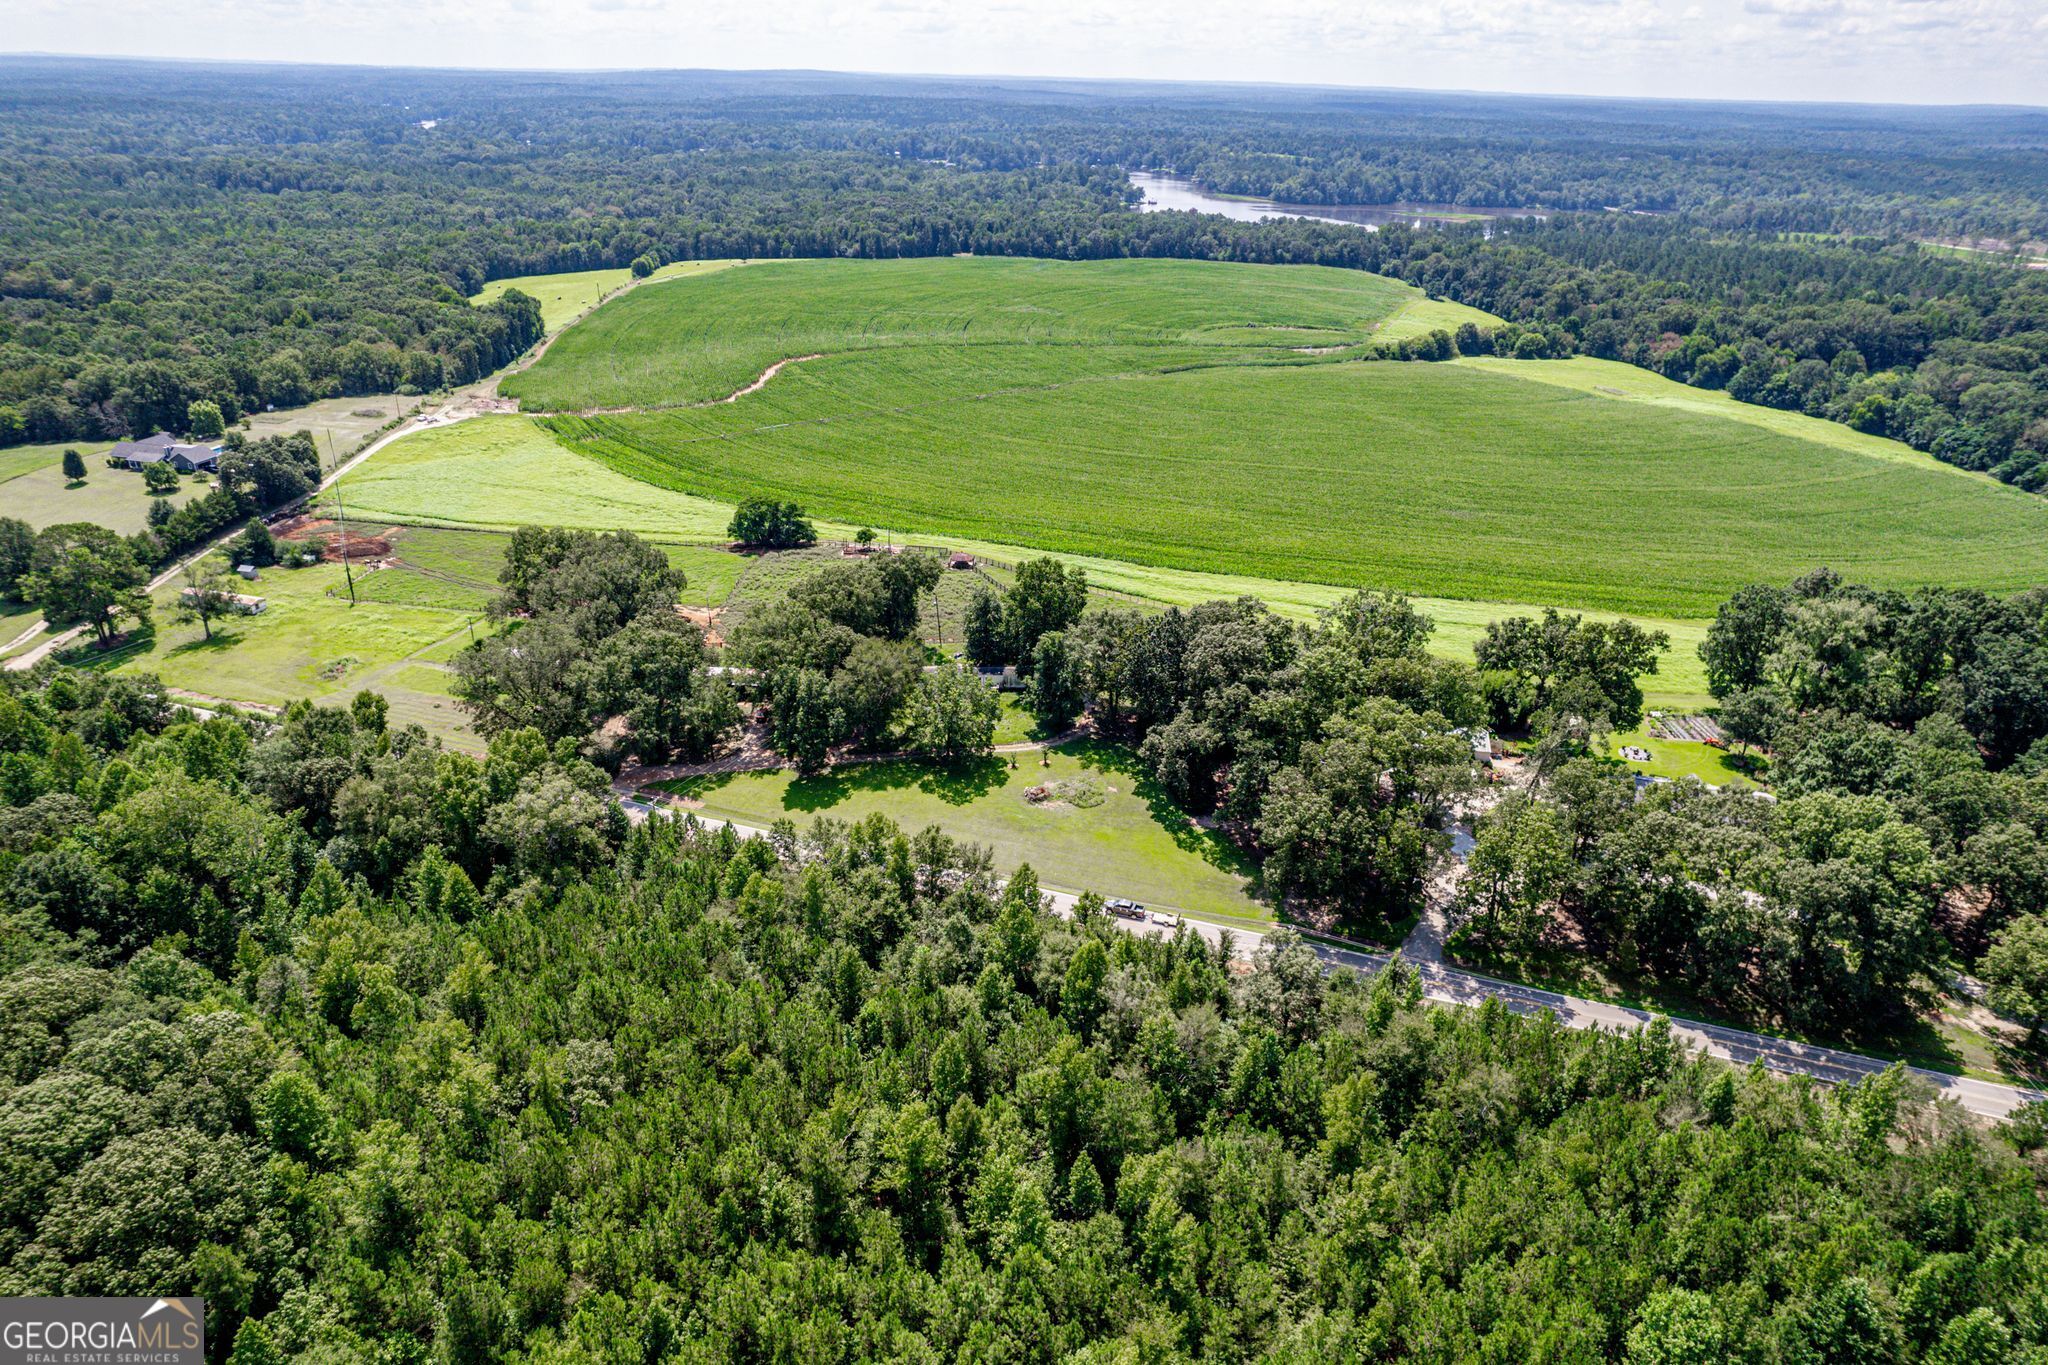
[329,439,358,608]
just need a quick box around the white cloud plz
[4,0,2042,105]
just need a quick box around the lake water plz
[1128,170,1542,231]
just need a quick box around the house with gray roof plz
[110,432,178,469]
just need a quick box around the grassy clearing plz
[71,520,734,748]
[474,267,634,333]
[658,739,1269,925]
[6,460,209,534]
[506,256,2048,617]
[86,543,498,751]
[347,567,495,614]
[1608,722,1760,788]
[473,260,745,335]
[0,598,43,646]
[661,544,744,607]
[1373,294,1498,343]
[242,395,425,473]
[103,560,464,703]
[991,694,1038,745]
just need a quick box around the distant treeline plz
[1,60,2043,488]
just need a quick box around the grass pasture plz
[473,259,745,335]
[500,255,2048,617]
[242,395,425,472]
[336,415,734,540]
[97,529,517,750]
[659,740,1268,925]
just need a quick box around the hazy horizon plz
[5,0,2045,109]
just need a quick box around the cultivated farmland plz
[500,256,2048,616]
[502,255,1415,411]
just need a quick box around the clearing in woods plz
[471,259,745,335]
[655,740,1270,926]
[493,256,2048,617]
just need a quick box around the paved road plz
[620,795,2048,1122]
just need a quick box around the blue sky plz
[7,0,2044,106]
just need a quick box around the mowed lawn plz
[5,457,208,533]
[1609,723,1760,788]
[0,440,104,484]
[659,741,1269,925]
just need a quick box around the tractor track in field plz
[559,353,828,417]
[526,346,1377,441]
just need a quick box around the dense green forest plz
[3,59,2046,488]
[1450,571,2048,1037]
[2,661,2047,1363]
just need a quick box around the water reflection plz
[1128,170,1543,231]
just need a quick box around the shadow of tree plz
[166,630,246,658]
[1065,739,1264,887]
[55,627,156,672]
[776,755,1011,812]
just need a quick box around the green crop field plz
[551,358,2048,617]
[493,255,2048,617]
[658,740,1268,925]
[503,256,1415,411]
[336,412,1720,706]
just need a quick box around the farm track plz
[531,345,1368,438]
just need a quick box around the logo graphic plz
[1,1296,205,1364]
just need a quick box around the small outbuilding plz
[949,552,976,570]
[182,587,266,615]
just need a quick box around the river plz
[1128,170,1543,231]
